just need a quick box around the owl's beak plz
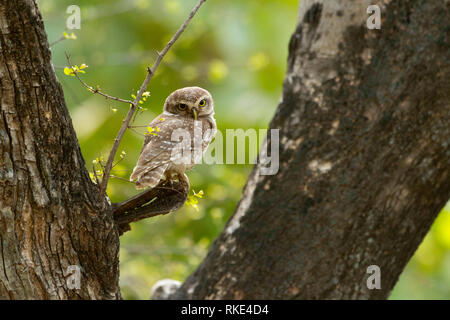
[192,108,198,120]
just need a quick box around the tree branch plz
[99,0,207,194]
[50,35,66,47]
[65,53,134,104]
[113,179,189,235]
[171,0,450,300]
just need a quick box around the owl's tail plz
[130,163,169,190]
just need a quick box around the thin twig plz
[65,53,134,104]
[110,175,134,183]
[128,127,146,137]
[50,36,66,47]
[128,125,149,128]
[130,106,144,126]
[98,158,106,173]
[99,0,207,194]
[92,164,100,185]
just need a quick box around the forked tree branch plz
[99,0,207,194]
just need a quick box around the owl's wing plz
[130,115,187,188]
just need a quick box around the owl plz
[130,87,217,189]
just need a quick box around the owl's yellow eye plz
[178,103,187,111]
[199,99,206,108]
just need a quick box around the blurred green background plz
[39,0,450,300]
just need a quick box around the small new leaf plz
[64,67,75,76]
[185,189,205,211]
[63,31,77,40]
[64,64,88,77]
[193,190,204,198]
[146,126,160,136]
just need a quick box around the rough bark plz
[1,0,449,300]
[0,0,191,300]
[0,1,119,299]
[173,0,450,299]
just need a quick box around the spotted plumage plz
[130,87,217,189]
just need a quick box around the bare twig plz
[109,175,134,183]
[92,164,100,185]
[128,126,146,137]
[74,73,134,104]
[112,156,125,169]
[50,36,66,47]
[130,105,144,126]
[65,53,134,104]
[99,0,207,194]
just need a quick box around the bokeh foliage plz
[40,0,449,299]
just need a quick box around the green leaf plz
[146,126,158,136]
[194,190,204,198]
[63,31,77,40]
[63,67,74,76]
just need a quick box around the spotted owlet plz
[130,87,217,189]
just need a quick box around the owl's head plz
[163,87,214,120]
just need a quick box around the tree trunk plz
[173,0,450,299]
[1,0,449,300]
[0,1,120,299]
